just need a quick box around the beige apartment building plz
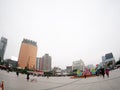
[18,39,37,70]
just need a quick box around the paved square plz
[0,69,120,90]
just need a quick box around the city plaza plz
[0,68,120,90]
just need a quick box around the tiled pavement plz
[0,69,120,90]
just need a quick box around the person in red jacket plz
[105,68,109,78]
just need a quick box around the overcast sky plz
[0,0,120,69]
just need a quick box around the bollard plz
[0,81,4,90]
[2,81,4,90]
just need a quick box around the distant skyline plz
[0,0,120,69]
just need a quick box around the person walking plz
[26,73,30,81]
[100,67,105,78]
[16,71,19,77]
[83,71,87,79]
[105,68,109,78]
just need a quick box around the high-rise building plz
[0,37,7,62]
[42,54,51,72]
[102,56,106,62]
[39,57,43,71]
[36,57,43,71]
[36,57,40,70]
[102,52,115,69]
[18,39,37,69]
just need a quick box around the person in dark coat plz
[100,67,105,78]
[16,71,19,76]
[27,73,30,81]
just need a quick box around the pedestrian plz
[100,67,105,78]
[47,75,49,79]
[84,71,87,79]
[26,73,30,81]
[105,68,109,78]
[16,71,19,76]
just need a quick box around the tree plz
[116,58,120,65]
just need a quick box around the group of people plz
[16,71,38,82]
[97,67,110,78]
[16,71,30,81]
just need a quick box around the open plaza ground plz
[0,68,120,90]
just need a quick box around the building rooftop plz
[22,38,37,47]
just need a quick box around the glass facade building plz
[0,37,7,62]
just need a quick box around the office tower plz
[102,56,106,62]
[102,52,115,69]
[0,37,7,62]
[36,57,43,71]
[66,66,72,74]
[42,54,51,72]
[36,57,40,70]
[39,57,43,71]
[18,39,37,69]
